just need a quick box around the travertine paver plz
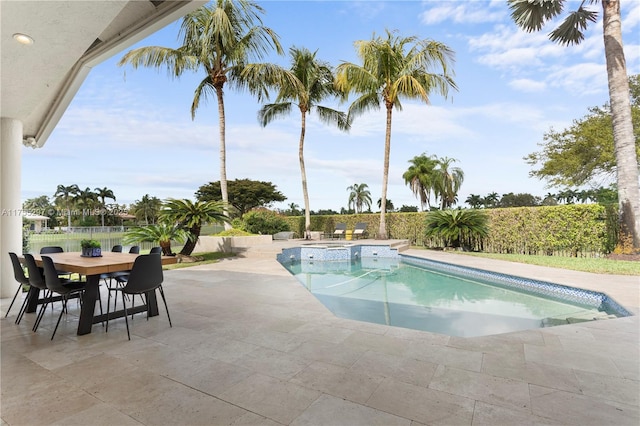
[1,243,638,425]
[290,394,410,426]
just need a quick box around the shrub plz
[242,210,290,235]
[230,218,245,231]
[424,209,489,249]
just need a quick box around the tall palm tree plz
[53,184,80,230]
[242,47,350,239]
[377,198,394,212]
[132,194,162,225]
[118,1,283,227]
[160,198,230,256]
[484,192,500,208]
[75,187,98,222]
[336,29,457,239]
[433,157,464,209]
[403,153,439,211]
[94,186,116,227]
[508,0,640,251]
[465,194,484,209]
[347,183,372,213]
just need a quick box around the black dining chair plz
[22,254,51,329]
[100,244,124,284]
[150,246,162,254]
[40,246,73,279]
[105,253,171,340]
[40,256,86,340]
[6,253,30,319]
[107,246,141,311]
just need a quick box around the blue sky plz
[22,0,640,212]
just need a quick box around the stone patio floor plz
[1,244,638,425]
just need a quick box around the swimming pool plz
[277,246,631,337]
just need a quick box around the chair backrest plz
[129,246,140,254]
[354,222,367,231]
[112,245,123,253]
[149,247,162,254]
[40,246,64,254]
[122,254,163,295]
[23,254,46,290]
[41,256,71,294]
[9,252,29,285]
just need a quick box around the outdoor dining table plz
[22,251,177,335]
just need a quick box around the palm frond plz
[508,0,565,32]
[191,76,215,119]
[315,106,351,131]
[258,102,293,127]
[117,46,197,77]
[549,7,598,45]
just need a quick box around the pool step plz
[542,310,617,326]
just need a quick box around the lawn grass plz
[162,251,236,270]
[455,251,640,276]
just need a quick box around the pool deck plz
[1,241,638,425]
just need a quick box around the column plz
[1,118,23,298]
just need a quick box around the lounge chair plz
[331,223,347,239]
[353,222,368,239]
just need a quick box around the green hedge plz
[282,204,615,256]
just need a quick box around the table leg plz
[25,287,41,313]
[146,290,159,316]
[77,274,99,335]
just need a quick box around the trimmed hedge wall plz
[282,204,614,256]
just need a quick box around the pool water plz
[281,258,625,337]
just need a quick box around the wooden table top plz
[28,251,177,276]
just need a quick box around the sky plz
[21,0,640,213]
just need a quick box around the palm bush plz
[123,223,190,256]
[425,209,489,250]
[160,199,229,256]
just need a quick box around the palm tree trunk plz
[603,0,640,251]
[299,111,311,240]
[378,105,393,240]
[216,85,232,230]
[180,224,201,256]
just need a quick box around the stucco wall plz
[194,235,273,253]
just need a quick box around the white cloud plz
[508,78,547,92]
[420,2,505,25]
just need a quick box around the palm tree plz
[94,186,116,227]
[160,198,230,256]
[118,1,283,228]
[132,194,162,225]
[377,198,394,212]
[336,29,457,239]
[123,223,190,256]
[484,192,500,208]
[403,153,438,211]
[243,47,350,239]
[74,187,98,222]
[347,183,372,214]
[508,0,640,251]
[465,194,484,209]
[433,157,464,209]
[53,184,80,230]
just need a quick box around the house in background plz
[23,213,49,232]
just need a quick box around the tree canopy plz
[195,179,286,217]
[525,75,640,188]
